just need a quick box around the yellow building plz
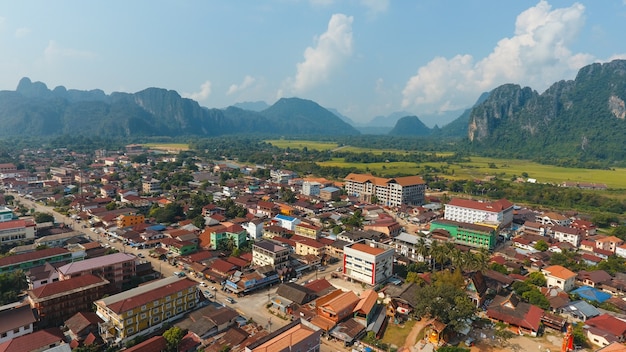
[294,223,321,240]
[95,276,199,343]
[295,238,325,257]
[117,213,145,228]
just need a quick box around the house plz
[0,304,36,344]
[571,219,597,236]
[176,305,239,339]
[63,311,103,346]
[95,276,200,343]
[252,240,290,269]
[310,289,360,332]
[0,327,67,352]
[571,286,612,303]
[486,293,544,336]
[560,300,601,322]
[585,314,626,347]
[57,252,137,291]
[245,319,321,352]
[536,212,571,227]
[595,236,624,253]
[577,270,612,288]
[465,271,488,308]
[550,226,584,247]
[276,282,317,306]
[542,265,576,292]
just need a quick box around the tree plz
[412,270,476,331]
[526,272,546,287]
[33,212,55,223]
[163,326,186,352]
[534,239,549,251]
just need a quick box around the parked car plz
[226,297,235,304]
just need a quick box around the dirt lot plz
[471,333,563,352]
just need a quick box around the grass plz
[381,319,416,346]
[143,143,189,151]
[265,140,339,151]
[319,156,626,189]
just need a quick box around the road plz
[10,191,356,351]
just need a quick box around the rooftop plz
[57,252,136,275]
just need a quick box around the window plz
[141,305,146,311]
[140,313,147,319]
[178,292,182,297]
[153,308,159,314]
[166,296,171,301]
[153,316,160,323]
[165,311,171,318]
[127,327,134,334]
[166,303,172,309]
[126,318,133,325]
[177,299,182,304]
[13,328,20,333]
[177,306,183,313]
[1,332,7,338]
[188,302,195,308]
[153,300,159,306]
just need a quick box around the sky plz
[1,0,626,125]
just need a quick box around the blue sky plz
[1,1,625,125]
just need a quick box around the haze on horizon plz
[0,0,625,125]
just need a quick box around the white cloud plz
[227,75,256,95]
[360,0,389,15]
[402,1,598,114]
[183,80,212,101]
[15,27,30,38]
[289,13,354,93]
[44,40,96,61]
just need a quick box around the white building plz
[551,226,584,247]
[392,232,431,262]
[444,198,514,228]
[301,181,321,196]
[0,219,36,245]
[273,214,301,231]
[242,218,264,240]
[0,304,36,344]
[0,206,14,223]
[344,173,426,206]
[542,265,576,292]
[343,239,394,285]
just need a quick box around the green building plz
[430,219,497,250]
[209,229,248,250]
[0,247,74,274]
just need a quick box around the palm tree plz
[450,248,464,272]
[431,241,449,272]
[472,248,490,272]
[415,237,430,264]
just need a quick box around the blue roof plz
[322,186,340,192]
[147,224,166,231]
[275,214,296,221]
[571,285,612,303]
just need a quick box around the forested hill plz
[468,59,626,164]
[0,78,359,137]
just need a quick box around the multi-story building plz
[344,173,426,206]
[294,238,325,257]
[392,232,431,262]
[141,178,161,194]
[95,276,199,343]
[0,219,36,245]
[0,206,14,222]
[0,248,72,274]
[542,265,576,292]
[319,186,341,201]
[117,213,145,228]
[200,222,248,250]
[444,198,514,228]
[430,219,497,250]
[301,181,321,196]
[551,226,584,247]
[252,240,290,269]
[245,319,321,352]
[273,214,301,231]
[343,239,394,285]
[57,253,137,291]
[294,222,321,240]
[0,304,36,344]
[28,274,110,328]
[536,212,571,227]
[49,166,75,186]
[594,236,624,253]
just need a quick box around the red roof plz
[447,198,513,212]
[0,327,65,352]
[210,258,238,274]
[100,277,197,314]
[29,274,107,299]
[123,335,167,352]
[226,256,249,268]
[586,314,626,337]
[0,247,69,268]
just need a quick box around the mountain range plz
[1,59,625,162]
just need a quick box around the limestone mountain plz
[468,59,626,162]
[0,79,359,137]
[388,115,431,136]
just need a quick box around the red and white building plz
[444,198,514,228]
[343,239,394,285]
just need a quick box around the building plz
[443,198,514,228]
[585,314,626,347]
[294,223,321,240]
[319,186,341,201]
[0,327,67,352]
[200,223,248,250]
[252,240,290,269]
[343,239,394,285]
[246,319,320,352]
[0,206,14,223]
[57,252,137,291]
[0,219,36,245]
[551,226,584,247]
[273,214,301,231]
[294,238,325,257]
[542,265,577,292]
[344,173,426,206]
[430,219,497,250]
[28,274,110,328]
[0,305,36,344]
[301,181,321,196]
[595,236,625,253]
[95,276,199,343]
[0,248,72,274]
[141,178,161,194]
[117,213,145,228]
